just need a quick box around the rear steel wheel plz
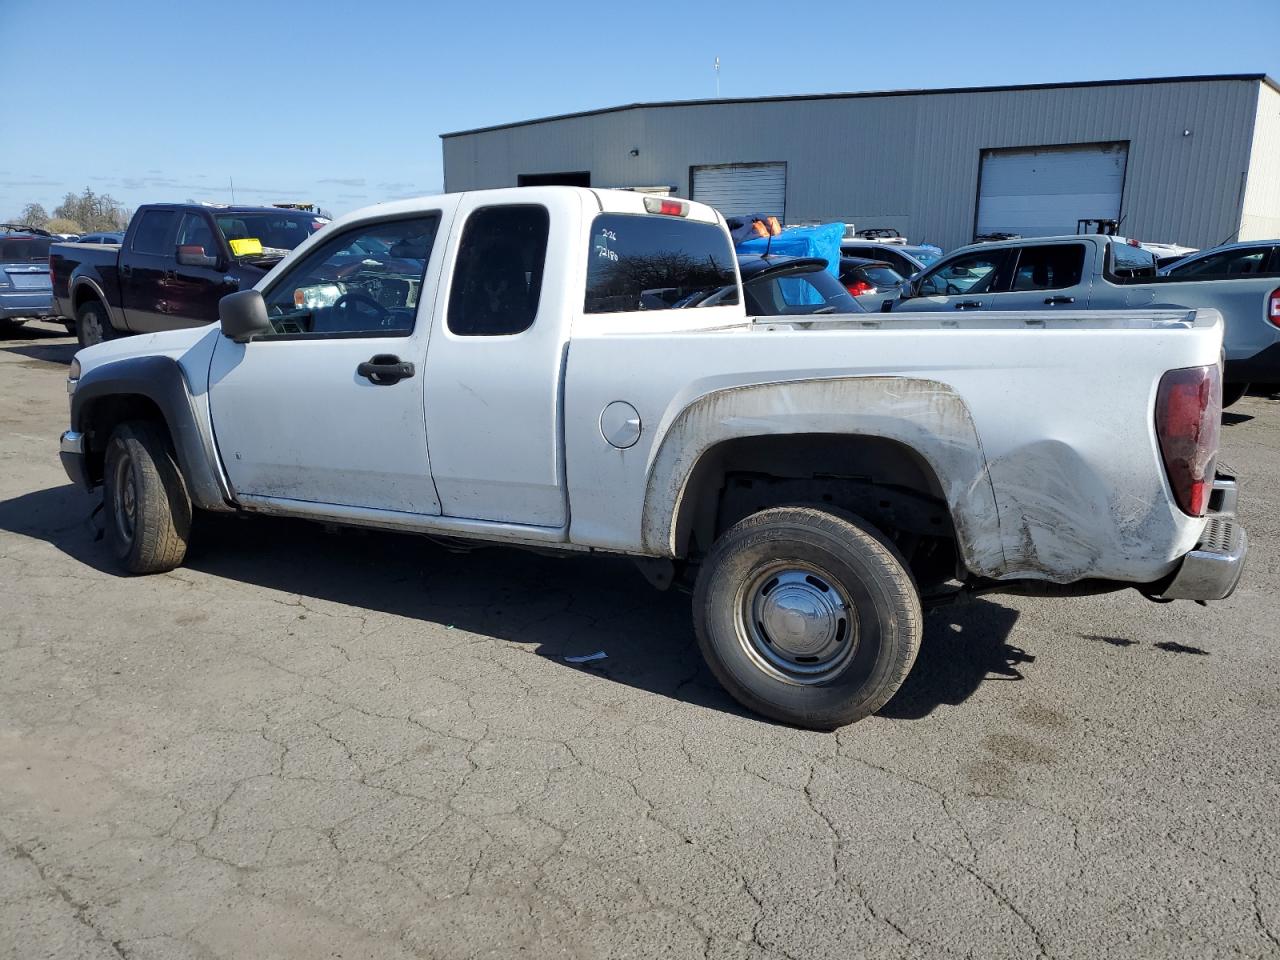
[737,562,858,684]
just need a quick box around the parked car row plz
[876,233,1280,405]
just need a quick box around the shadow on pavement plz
[0,482,1027,725]
[1,322,77,366]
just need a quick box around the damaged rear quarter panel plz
[563,317,1218,584]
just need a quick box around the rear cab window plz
[130,210,177,255]
[1108,241,1157,279]
[746,269,860,316]
[0,237,53,262]
[584,214,738,313]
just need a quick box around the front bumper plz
[60,430,91,490]
[1152,476,1248,601]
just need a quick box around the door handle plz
[357,354,414,385]
[1044,295,1075,305]
[954,300,982,310]
[120,265,133,278]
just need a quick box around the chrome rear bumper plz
[1153,476,1247,602]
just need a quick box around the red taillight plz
[845,280,874,297]
[1269,287,1280,328]
[1155,365,1220,517]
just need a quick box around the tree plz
[18,202,48,227]
[53,188,130,232]
[46,217,84,235]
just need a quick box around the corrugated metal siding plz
[442,78,1263,251]
[1240,85,1280,240]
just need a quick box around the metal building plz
[441,74,1280,252]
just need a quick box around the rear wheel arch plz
[639,377,1003,581]
[670,433,959,582]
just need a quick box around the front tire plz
[103,421,191,574]
[693,507,922,729]
[76,300,116,349]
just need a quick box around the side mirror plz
[218,289,272,342]
[176,244,221,269]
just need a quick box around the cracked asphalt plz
[1,320,1278,960]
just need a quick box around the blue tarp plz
[736,221,846,304]
[735,222,845,278]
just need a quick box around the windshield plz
[215,212,328,255]
[859,265,905,286]
[911,249,942,267]
[0,237,52,262]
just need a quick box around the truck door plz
[163,212,235,329]
[987,242,1092,310]
[899,248,1010,312]
[207,205,456,514]
[120,208,179,332]
[421,188,578,528]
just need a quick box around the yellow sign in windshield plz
[228,237,263,257]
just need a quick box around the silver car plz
[0,234,56,332]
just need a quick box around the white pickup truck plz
[58,188,1246,729]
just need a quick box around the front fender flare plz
[72,355,232,511]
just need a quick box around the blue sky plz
[1,0,1277,220]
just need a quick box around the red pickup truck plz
[50,203,328,347]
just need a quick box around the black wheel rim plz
[111,454,137,546]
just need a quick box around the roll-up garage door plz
[975,143,1127,239]
[691,163,786,218]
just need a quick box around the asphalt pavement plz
[1,321,1277,959]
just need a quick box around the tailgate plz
[4,264,51,289]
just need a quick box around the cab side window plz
[1010,244,1085,291]
[131,210,176,255]
[918,250,1006,296]
[260,215,439,338]
[176,213,220,258]
[447,205,549,336]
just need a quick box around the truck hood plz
[75,322,221,380]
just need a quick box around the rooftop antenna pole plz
[229,176,236,205]
[714,57,720,98]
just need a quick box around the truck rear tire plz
[76,300,117,349]
[1222,382,1249,408]
[103,421,191,574]
[693,506,922,729]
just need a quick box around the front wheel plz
[693,507,922,729]
[103,421,192,574]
